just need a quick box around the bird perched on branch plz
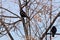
[51,26,57,37]
[20,9,30,20]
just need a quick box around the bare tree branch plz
[40,12,60,40]
[4,20,21,25]
[0,7,20,18]
[0,19,14,40]
[0,15,20,18]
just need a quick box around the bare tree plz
[0,0,60,40]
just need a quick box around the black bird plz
[20,9,30,20]
[51,26,57,37]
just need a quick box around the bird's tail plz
[52,35,54,37]
[52,33,55,37]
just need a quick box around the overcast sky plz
[0,0,60,40]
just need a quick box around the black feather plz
[20,10,30,19]
[51,26,57,37]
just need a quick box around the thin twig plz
[0,7,20,18]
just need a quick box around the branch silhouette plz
[0,7,20,18]
[40,12,60,40]
[0,19,14,40]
